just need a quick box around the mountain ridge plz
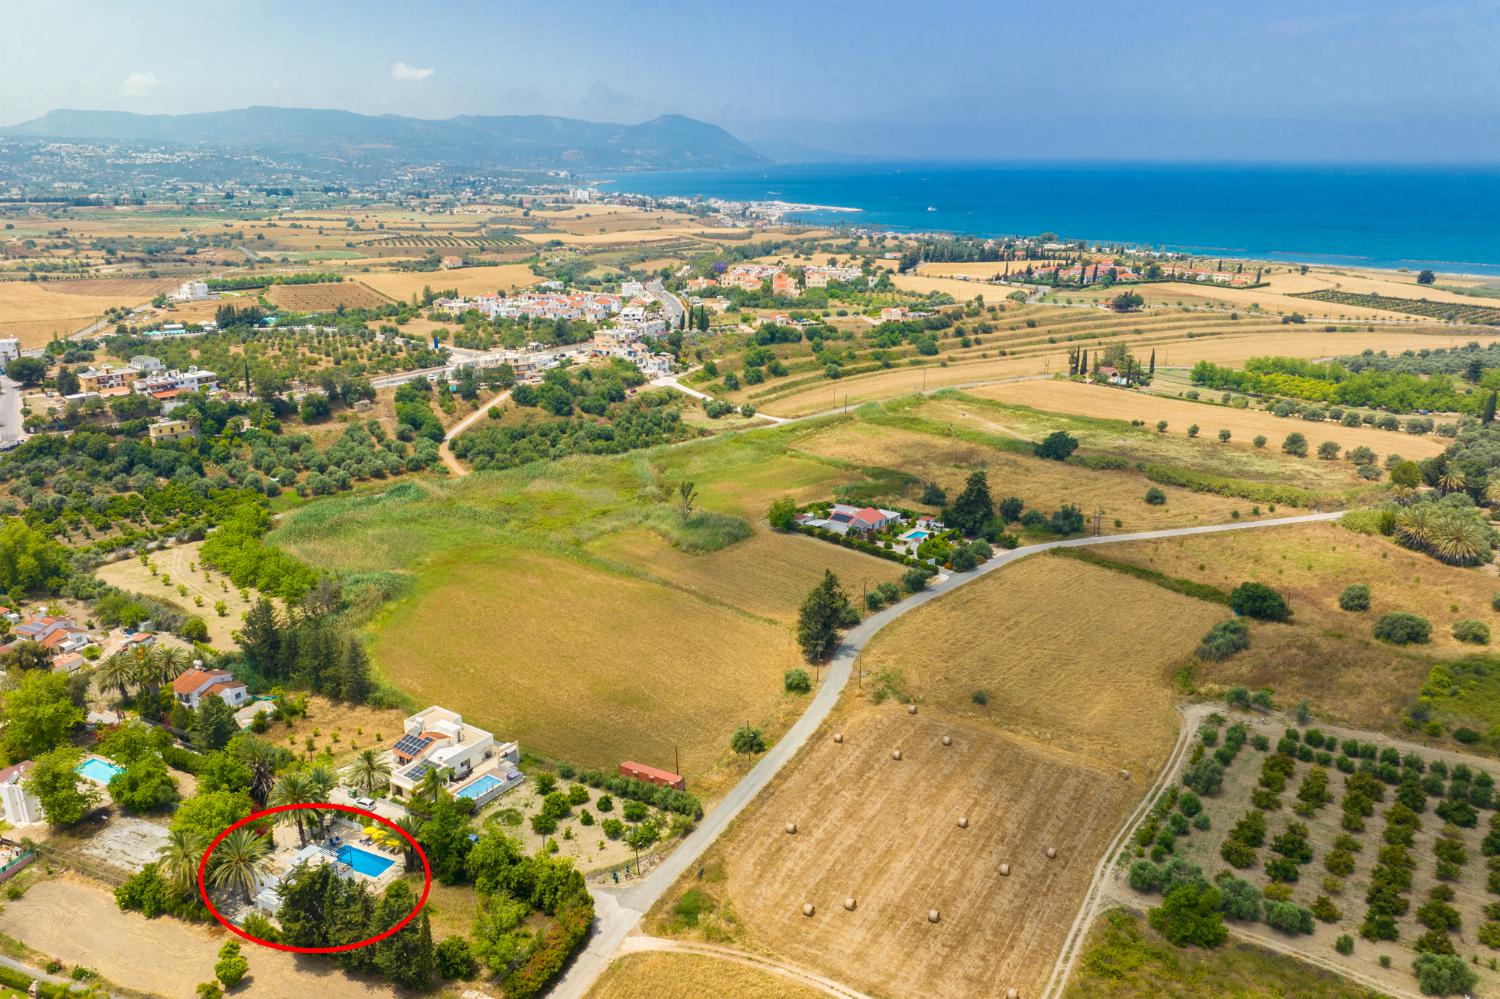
[0,105,766,172]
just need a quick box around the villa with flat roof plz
[388,706,520,802]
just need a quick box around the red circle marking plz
[197,802,431,953]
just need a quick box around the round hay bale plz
[833,732,844,744]
[1046,846,1057,859]
[891,748,903,761]
[785,822,797,835]
[957,816,969,829]
[844,896,857,911]
[999,863,1011,876]
[941,734,952,747]
[907,704,918,715]
[1120,769,1131,781]
[802,902,815,917]
[927,908,941,923]
[1007,989,1020,999]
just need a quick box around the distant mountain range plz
[0,106,767,172]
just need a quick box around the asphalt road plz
[547,509,1344,998]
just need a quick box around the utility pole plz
[674,744,680,777]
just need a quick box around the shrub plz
[1197,618,1250,661]
[1230,582,1291,622]
[436,936,478,979]
[1335,933,1355,955]
[1264,900,1315,934]
[1147,882,1227,948]
[1281,433,1309,457]
[1338,584,1371,611]
[213,941,247,989]
[1182,758,1225,796]
[783,669,812,694]
[1144,487,1166,506]
[1129,860,1163,893]
[1413,952,1477,995]
[1453,619,1490,645]
[1034,431,1079,461]
[1374,612,1432,645]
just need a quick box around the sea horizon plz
[601,160,1500,278]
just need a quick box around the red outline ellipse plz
[197,802,431,953]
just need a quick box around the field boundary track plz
[546,510,1343,999]
[613,937,874,999]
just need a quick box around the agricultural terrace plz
[1100,521,1500,745]
[263,280,391,311]
[650,698,1139,999]
[269,427,901,795]
[973,379,1449,460]
[587,951,826,999]
[705,296,1490,418]
[1117,711,1500,999]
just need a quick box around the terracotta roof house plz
[172,666,249,710]
[618,760,686,791]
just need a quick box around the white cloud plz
[391,62,435,82]
[120,71,160,98]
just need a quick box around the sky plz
[2,0,1498,163]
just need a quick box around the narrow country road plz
[614,937,874,999]
[547,510,1343,998]
[438,388,510,477]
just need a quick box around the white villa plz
[0,762,41,826]
[171,666,250,710]
[388,706,521,804]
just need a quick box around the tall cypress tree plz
[1149,349,1156,376]
[1484,390,1497,425]
[796,571,849,662]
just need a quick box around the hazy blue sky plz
[3,0,1498,162]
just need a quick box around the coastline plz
[598,160,1500,278]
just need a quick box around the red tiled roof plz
[0,761,33,784]
[204,680,244,697]
[172,667,231,695]
[619,760,683,784]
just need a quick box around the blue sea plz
[603,162,1500,277]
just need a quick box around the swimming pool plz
[456,774,504,800]
[335,844,395,878]
[901,529,931,541]
[76,757,125,784]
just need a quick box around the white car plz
[354,796,376,810]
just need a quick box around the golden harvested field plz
[591,527,903,626]
[889,271,1005,300]
[653,701,1139,999]
[587,951,826,999]
[0,277,176,345]
[860,555,1221,773]
[367,546,805,783]
[971,378,1448,459]
[1062,281,1411,320]
[93,541,263,649]
[1098,521,1500,732]
[792,420,1262,531]
[1262,266,1492,307]
[360,263,541,299]
[264,280,390,311]
[754,326,1492,418]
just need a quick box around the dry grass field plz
[860,555,1223,774]
[591,527,903,627]
[587,951,826,999]
[652,701,1139,999]
[360,263,542,299]
[971,379,1448,460]
[1064,281,1414,320]
[0,277,177,345]
[1101,521,1500,730]
[264,280,390,311]
[915,259,1069,279]
[791,420,1263,531]
[93,540,263,648]
[367,545,806,784]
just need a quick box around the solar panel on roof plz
[394,734,431,756]
[405,760,435,781]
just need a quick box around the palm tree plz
[234,736,281,807]
[306,764,337,839]
[1486,480,1500,509]
[677,480,697,520]
[269,772,317,844]
[97,653,135,701]
[343,750,391,796]
[208,828,271,903]
[157,828,207,896]
[1439,467,1468,495]
[394,813,424,872]
[411,766,451,814]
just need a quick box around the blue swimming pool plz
[902,529,931,541]
[456,774,504,800]
[76,757,124,784]
[336,844,395,878]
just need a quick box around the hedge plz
[1140,463,1319,508]
[1052,548,1230,604]
[501,899,594,999]
[794,524,923,568]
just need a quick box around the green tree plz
[1413,952,1476,995]
[4,357,46,387]
[1033,431,1078,461]
[676,481,697,520]
[731,725,767,754]
[0,519,70,595]
[949,470,995,536]
[1281,432,1308,458]
[3,670,83,761]
[26,747,99,825]
[1147,882,1227,948]
[208,827,272,903]
[1229,582,1291,622]
[344,748,391,795]
[372,879,435,988]
[1391,460,1423,488]
[1416,269,1436,285]
[435,936,477,979]
[767,496,798,531]
[157,827,208,896]
[796,570,849,662]
[108,755,180,814]
[192,696,238,752]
